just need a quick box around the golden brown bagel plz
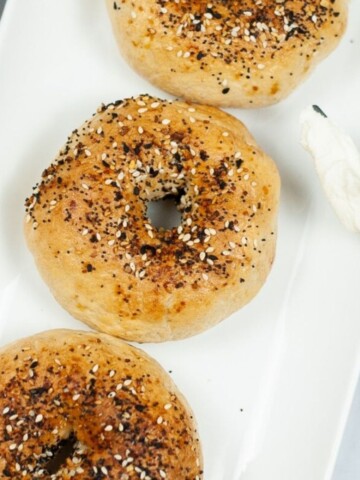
[0,329,203,479]
[25,95,280,342]
[106,0,348,108]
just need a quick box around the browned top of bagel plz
[0,330,202,479]
[25,95,280,342]
[107,0,348,107]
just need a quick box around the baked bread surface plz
[106,0,348,107]
[0,329,203,479]
[25,95,280,342]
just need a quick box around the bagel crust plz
[106,0,348,108]
[0,329,203,479]
[25,95,280,342]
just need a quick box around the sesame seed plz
[35,414,43,423]
[162,118,171,125]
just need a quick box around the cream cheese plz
[300,106,360,232]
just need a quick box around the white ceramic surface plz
[0,1,359,479]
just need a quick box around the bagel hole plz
[45,432,77,475]
[147,192,183,230]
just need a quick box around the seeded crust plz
[0,329,203,479]
[25,95,280,342]
[106,0,348,108]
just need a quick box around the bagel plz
[106,0,348,108]
[25,95,280,342]
[0,329,203,479]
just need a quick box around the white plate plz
[0,1,359,479]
